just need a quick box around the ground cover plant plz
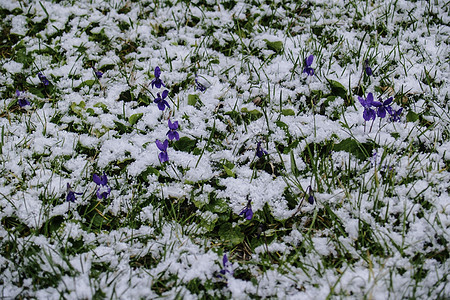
[0,0,449,298]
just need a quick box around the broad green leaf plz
[138,94,150,105]
[114,121,132,134]
[406,111,419,122]
[200,215,218,232]
[264,39,283,53]
[119,90,133,102]
[390,132,400,139]
[327,79,347,99]
[129,113,143,126]
[275,120,291,137]
[28,87,45,98]
[206,197,228,213]
[241,107,263,119]
[219,223,244,246]
[334,138,374,161]
[188,94,200,106]
[70,101,86,117]
[173,136,197,152]
[116,157,135,169]
[139,166,160,181]
[223,164,235,178]
[86,108,95,116]
[94,102,108,112]
[281,109,295,116]
[76,80,95,89]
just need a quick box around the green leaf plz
[205,197,229,214]
[192,197,206,209]
[275,120,291,137]
[138,166,160,182]
[219,223,244,246]
[173,136,197,152]
[138,94,150,105]
[334,138,375,161]
[119,90,133,102]
[14,41,34,68]
[200,214,218,232]
[225,110,242,124]
[390,132,400,139]
[241,107,263,119]
[281,109,295,116]
[406,111,419,122]
[86,108,95,116]
[188,94,200,106]
[116,157,135,169]
[327,79,347,99]
[114,121,132,134]
[76,80,95,90]
[223,164,235,178]
[128,113,143,126]
[264,39,283,53]
[27,87,45,98]
[94,102,109,113]
[70,101,86,117]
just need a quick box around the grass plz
[0,0,449,298]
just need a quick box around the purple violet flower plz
[256,141,268,158]
[364,59,373,76]
[16,90,30,107]
[195,74,207,92]
[219,254,233,276]
[302,55,314,76]
[195,78,207,92]
[154,90,170,111]
[376,96,393,118]
[167,119,180,141]
[239,199,253,220]
[93,67,103,79]
[37,72,50,86]
[358,92,381,121]
[93,172,111,199]
[306,185,314,204]
[389,107,403,122]
[156,139,169,163]
[151,66,165,89]
[66,183,82,203]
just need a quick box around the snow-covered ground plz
[0,0,449,298]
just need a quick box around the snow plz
[0,0,449,298]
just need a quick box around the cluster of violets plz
[39,57,324,280]
[14,72,51,108]
[14,69,104,108]
[151,66,180,163]
[31,56,401,278]
[359,92,403,123]
[15,90,30,107]
[358,60,403,123]
[237,142,270,221]
[151,66,170,111]
[65,172,111,203]
[32,57,382,221]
